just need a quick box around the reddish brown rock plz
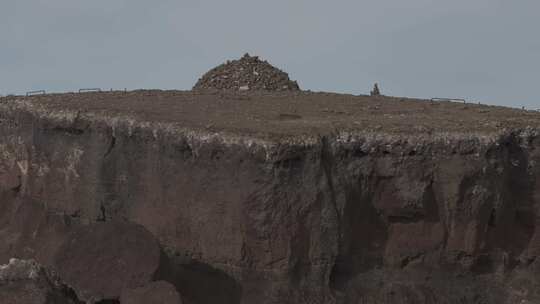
[54,220,160,303]
[120,281,182,304]
[0,196,74,269]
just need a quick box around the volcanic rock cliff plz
[0,90,540,304]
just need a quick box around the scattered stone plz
[54,220,161,303]
[193,53,300,92]
[0,259,81,304]
[120,281,182,304]
[0,258,41,282]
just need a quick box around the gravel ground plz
[2,90,539,139]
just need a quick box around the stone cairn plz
[193,53,300,92]
[370,83,381,96]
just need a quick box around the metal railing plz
[17,88,131,96]
[430,97,466,103]
[78,88,102,93]
[26,90,46,96]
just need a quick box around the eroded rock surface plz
[1,91,540,303]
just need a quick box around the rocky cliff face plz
[0,92,539,303]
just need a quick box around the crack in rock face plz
[193,53,300,92]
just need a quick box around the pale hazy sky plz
[1,1,539,108]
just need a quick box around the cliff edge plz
[1,91,540,303]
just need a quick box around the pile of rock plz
[0,259,79,304]
[193,53,300,92]
[0,259,42,282]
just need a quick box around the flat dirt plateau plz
[3,90,539,137]
[1,90,540,304]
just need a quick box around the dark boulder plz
[54,220,161,303]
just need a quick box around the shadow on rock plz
[153,250,241,304]
[120,280,182,304]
